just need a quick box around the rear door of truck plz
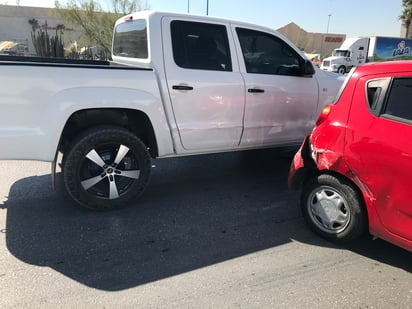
[162,17,245,151]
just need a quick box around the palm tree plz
[400,0,412,38]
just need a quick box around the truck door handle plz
[172,85,194,91]
[248,88,265,93]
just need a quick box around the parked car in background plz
[288,61,412,252]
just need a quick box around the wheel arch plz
[289,136,318,189]
[58,108,158,158]
[296,136,370,228]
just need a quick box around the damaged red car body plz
[288,61,412,252]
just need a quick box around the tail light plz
[316,104,333,126]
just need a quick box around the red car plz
[288,61,412,252]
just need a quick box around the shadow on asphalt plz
[2,149,411,291]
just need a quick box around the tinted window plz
[236,28,302,76]
[113,19,148,59]
[171,21,232,71]
[384,78,412,121]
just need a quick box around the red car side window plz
[366,78,390,115]
[383,78,412,122]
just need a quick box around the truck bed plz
[0,55,162,162]
[0,55,150,70]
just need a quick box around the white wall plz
[0,5,81,55]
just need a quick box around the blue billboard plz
[373,37,412,61]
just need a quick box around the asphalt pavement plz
[0,149,411,308]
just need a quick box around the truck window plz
[170,20,232,71]
[333,50,349,57]
[383,77,412,122]
[236,27,302,76]
[113,19,148,59]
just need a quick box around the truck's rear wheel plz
[63,127,151,210]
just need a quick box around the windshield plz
[332,50,350,57]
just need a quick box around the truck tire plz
[300,174,367,243]
[337,66,346,74]
[62,126,151,210]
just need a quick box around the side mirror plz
[303,60,315,77]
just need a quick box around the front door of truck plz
[233,26,318,147]
[163,18,245,151]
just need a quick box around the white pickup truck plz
[0,11,343,210]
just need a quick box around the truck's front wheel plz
[337,66,346,74]
[62,127,151,210]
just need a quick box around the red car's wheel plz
[301,174,367,243]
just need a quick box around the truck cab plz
[320,37,369,74]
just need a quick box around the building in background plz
[276,22,346,59]
[0,5,81,56]
[1,4,403,60]
[0,4,346,59]
[400,21,412,38]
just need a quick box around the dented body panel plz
[289,61,412,252]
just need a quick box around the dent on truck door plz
[163,18,245,151]
[234,27,318,147]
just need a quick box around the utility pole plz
[206,0,209,15]
[321,14,331,59]
[321,14,332,58]
[326,14,332,33]
[187,0,189,13]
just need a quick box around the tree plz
[400,0,412,38]
[55,0,149,60]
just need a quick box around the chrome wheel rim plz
[307,185,350,234]
[79,144,140,200]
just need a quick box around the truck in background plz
[320,36,412,73]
